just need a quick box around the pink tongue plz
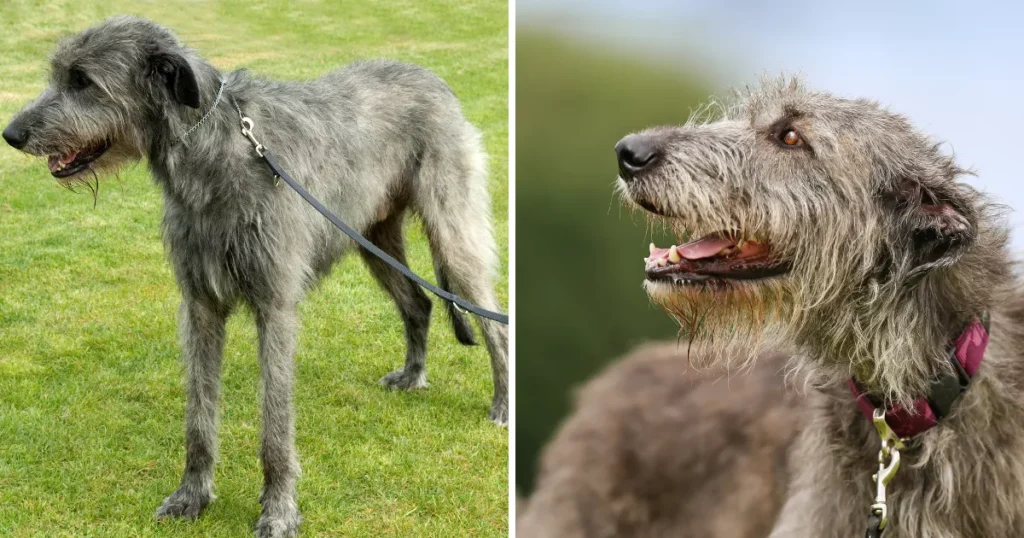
[676,236,736,260]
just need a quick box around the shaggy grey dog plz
[518,344,801,538]
[520,78,1024,538]
[2,16,507,538]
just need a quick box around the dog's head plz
[2,16,204,188]
[617,77,1006,395]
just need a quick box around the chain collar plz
[171,79,226,145]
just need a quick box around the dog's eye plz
[69,68,91,91]
[780,128,803,147]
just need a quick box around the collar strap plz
[848,313,990,439]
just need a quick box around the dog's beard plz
[645,277,795,370]
[50,142,139,205]
[56,167,101,205]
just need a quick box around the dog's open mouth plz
[47,140,110,178]
[644,232,791,285]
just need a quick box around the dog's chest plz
[161,199,279,301]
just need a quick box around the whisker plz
[89,168,100,207]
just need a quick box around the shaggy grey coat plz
[520,78,1024,538]
[3,16,507,538]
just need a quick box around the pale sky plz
[519,0,1024,251]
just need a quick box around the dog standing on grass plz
[2,16,508,538]
[520,78,1024,537]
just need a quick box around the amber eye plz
[781,129,802,146]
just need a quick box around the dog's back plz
[519,343,805,538]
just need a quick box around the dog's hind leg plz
[360,211,434,390]
[416,130,508,425]
[253,301,302,538]
[437,263,479,346]
[157,297,231,520]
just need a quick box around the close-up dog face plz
[616,78,990,364]
[2,17,197,189]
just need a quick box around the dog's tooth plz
[668,246,681,263]
[656,257,667,267]
[649,243,656,255]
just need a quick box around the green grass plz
[0,2,508,536]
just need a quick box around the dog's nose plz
[2,123,28,149]
[615,134,659,181]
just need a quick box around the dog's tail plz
[439,267,478,346]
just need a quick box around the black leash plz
[231,102,509,325]
[865,513,884,538]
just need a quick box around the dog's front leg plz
[254,302,302,538]
[157,297,230,520]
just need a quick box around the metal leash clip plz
[239,116,278,186]
[240,117,264,157]
[867,409,906,535]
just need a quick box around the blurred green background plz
[515,29,709,491]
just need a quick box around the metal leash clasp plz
[240,117,264,157]
[239,116,278,186]
[868,409,905,532]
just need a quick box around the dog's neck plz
[153,61,225,151]
[801,224,1014,409]
[145,63,255,209]
[848,315,988,438]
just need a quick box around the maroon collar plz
[848,314,990,439]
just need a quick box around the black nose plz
[615,134,659,181]
[2,123,28,149]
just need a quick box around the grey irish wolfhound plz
[519,78,1024,538]
[3,16,507,538]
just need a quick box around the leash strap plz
[865,513,884,538]
[232,103,509,325]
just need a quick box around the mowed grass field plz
[0,1,508,537]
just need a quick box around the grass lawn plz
[0,1,508,536]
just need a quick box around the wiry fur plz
[622,76,1010,408]
[524,78,1024,538]
[518,344,801,538]
[3,16,507,538]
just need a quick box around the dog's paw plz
[490,397,508,427]
[155,487,212,520]
[379,368,428,390]
[255,501,302,538]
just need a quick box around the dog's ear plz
[895,177,976,275]
[153,52,200,109]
